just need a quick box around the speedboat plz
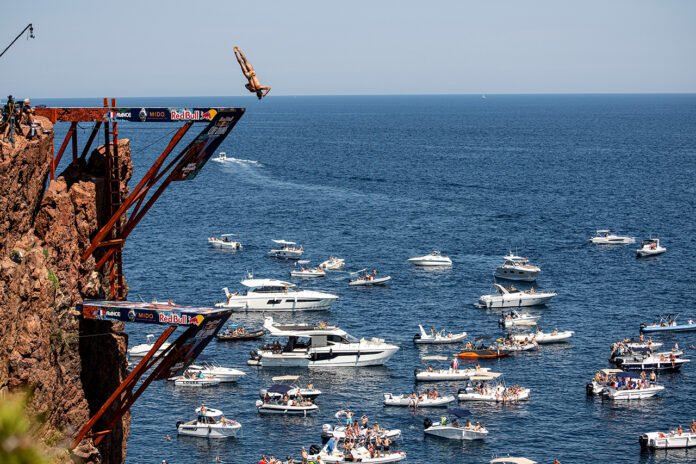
[408,251,453,267]
[636,238,666,257]
[268,239,304,259]
[216,325,265,341]
[176,407,241,438]
[640,430,696,449]
[590,230,635,245]
[173,376,220,388]
[456,346,510,360]
[613,352,690,372]
[259,375,322,400]
[127,334,171,358]
[423,408,488,440]
[586,368,625,395]
[603,371,665,400]
[499,310,540,327]
[479,284,556,309]
[248,317,399,368]
[512,329,574,344]
[319,256,345,270]
[494,254,540,282]
[186,363,246,382]
[457,377,531,403]
[211,151,228,163]
[641,314,696,333]
[349,269,391,286]
[290,261,326,279]
[383,393,455,407]
[494,340,538,353]
[415,366,501,382]
[323,414,402,441]
[207,233,241,250]
[216,279,338,311]
[255,396,319,415]
[413,324,467,344]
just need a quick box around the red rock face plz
[0,117,132,463]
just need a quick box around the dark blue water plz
[47,95,696,463]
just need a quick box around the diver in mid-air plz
[233,46,271,99]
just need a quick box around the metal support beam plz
[51,122,77,181]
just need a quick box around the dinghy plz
[413,324,467,344]
[636,238,666,257]
[349,269,391,286]
[383,393,455,407]
[415,366,501,382]
[512,329,574,344]
[640,314,696,333]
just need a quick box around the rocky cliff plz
[0,118,132,463]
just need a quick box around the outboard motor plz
[585,383,595,396]
[639,323,647,330]
[638,434,649,448]
[309,444,322,455]
[249,350,259,360]
[321,424,333,443]
[423,418,433,429]
[175,421,182,429]
[413,333,421,341]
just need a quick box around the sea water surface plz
[47,94,696,463]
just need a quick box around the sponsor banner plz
[108,108,234,123]
[77,301,224,326]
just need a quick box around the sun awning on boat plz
[272,239,296,245]
[267,384,293,394]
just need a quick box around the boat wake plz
[226,157,263,167]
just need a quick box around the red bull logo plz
[158,312,205,325]
[170,109,217,121]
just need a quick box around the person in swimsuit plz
[233,46,271,99]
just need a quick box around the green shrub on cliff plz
[0,392,48,464]
[47,270,59,290]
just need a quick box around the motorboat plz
[641,314,696,333]
[349,269,392,286]
[413,324,467,344]
[636,238,666,257]
[290,261,326,279]
[127,334,171,358]
[613,352,690,372]
[415,366,501,382]
[499,311,540,327]
[456,348,510,360]
[173,376,220,388]
[322,414,402,441]
[383,393,455,407]
[211,151,228,163]
[268,239,304,259]
[207,233,241,250]
[255,395,319,416]
[310,436,406,463]
[617,337,663,350]
[603,371,665,400]
[494,340,538,353]
[423,408,488,440]
[319,256,345,270]
[216,324,265,341]
[512,329,574,344]
[186,363,246,382]
[216,279,338,311]
[479,284,556,309]
[590,230,635,245]
[493,254,540,282]
[247,317,399,367]
[640,430,696,449]
[586,368,624,395]
[457,377,531,402]
[176,407,241,439]
[259,375,322,400]
[408,251,453,267]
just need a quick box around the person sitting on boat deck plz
[432,388,439,399]
[465,418,472,429]
[690,419,696,434]
[677,424,684,436]
[465,341,473,349]
[440,415,448,426]
[473,421,482,431]
[233,46,271,99]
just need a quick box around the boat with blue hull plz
[640,314,696,333]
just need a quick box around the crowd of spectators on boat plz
[439,415,484,432]
[319,411,396,460]
[594,369,658,390]
[261,391,315,408]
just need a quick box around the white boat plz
[490,458,537,464]
[211,151,228,163]
[415,367,501,382]
[494,340,538,352]
[215,279,338,311]
[383,393,456,407]
[319,256,345,270]
[605,383,665,400]
[186,363,246,382]
[173,376,220,388]
[268,239,303,259]
[312,440,406,463]
[590,229,635,245]
[479,284,556,309]
[614,352,690,372]
[512,329,574,344]
[408,251,453,267]
[128,334,171,358]
[494,254,540,282]
[323,418,402,441]
[636,238,666,257]
[587,368,625,395]
[207,233,242,250]
[413,324,467,344]
[290,261,326,279]
[640,430,696,449]
[259,376,322,400]
[349,269,391,286]
[176,407,241,439]
[457,377,531,402]
[248,317,399,368]
[500,310,540,327]
[255,397,319,415]
[423,408,488,440]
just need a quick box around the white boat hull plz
[591,236,635,245]
[414,334,467,344]
[605,385,664,400]
[641,431,696,449]
[269,249,303,259]
[383,393,455,407]
[319,258,345,270]
[415,368,498,382]
[208,238,241,250]
[290,270,326,279]
[187,365,246,382]
[173,378,220,387]
[177,423,240,439]
[636,247,666,257]
[480,293,555,309]
[315,449,406,463]
[218,292,337,312]
[425,425,488,440]
[458,388,531,402]
[494,268,539,282]
[349,276,392,286]
[255,402,319,415]
[251,346,400,368]
[408,257,452,267]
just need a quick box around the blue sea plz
[46,94,696,463]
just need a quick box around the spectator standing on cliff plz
[2,95,24,146]
[21,98,36,138]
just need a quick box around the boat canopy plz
[503,254,527,262]
[272,375,300,381]
[448,407,471,418]
[240,279,295,288]
[267,384,293,394]
[600,368,624,375]
[272,239,296,245]
[195,407,223,418]
[596,229,611,234]
[220,233,238,237]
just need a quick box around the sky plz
[1,0,695,97]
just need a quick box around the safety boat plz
[512,329,574,344]
[290,261,326,279]
[640,430,696,449]
[268,239,304,259]
[640,314,696,333]
[479,284,556,309]
[319,256,345,270]
[207,233,242,250]
[457,376,531,403]
[636,238,666,257]
[423,408,488,440]
[176,407,241,439]
[259,375,322,400]
[408,251,453,267]
[415,366,501,382]
[248,317,399,368]
[255,394,319,416]
[413,324,467,344]
[383,392,455,408]
[127,334,171,358]
[349,269,392,286]
[494,254,540,282]
[216,279,338,311]
[603,371,665,400]
[499,310,540,327]
[590,230,635,245]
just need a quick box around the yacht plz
[268,239,303,259]
[408,251,453,267]
[128,334,171,358]
[636,238,666,257]
[640,430,696,449]
[319,256,345,270]
[590,229,635,244]
[207,234,241,250]
[423,408,488,440]
[479,284,556,309]
[216,279,338,311]
[247,317,400,367]
[494,254,540,282]
[176,407,241,439]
